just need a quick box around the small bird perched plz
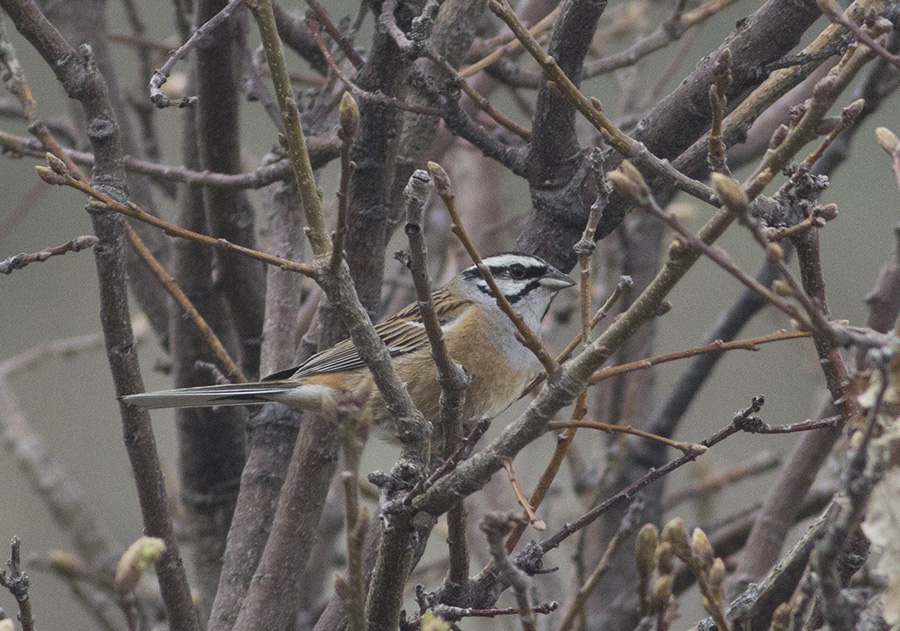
[122,253,574,425]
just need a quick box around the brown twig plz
[502,460,544,530]
[665,451,781,509]
[124,229,245,383]
[329,92,358,274]
[428,161,558,375]
[556,500,642,631]
[581,0,741,80]
[502,278,632,553]
[557,275,634,366]
[539,397,764,552]
[306,16,442,117]
[460,6,560,78]
[547,420,705,456]
[482,514,536,631]
[744,29,883,200]
[764,204,838,242]
[0,537,34,631]
[238,5,432,630]
[4,15,245,391]
[34,163,317,277]
[405,419,491,503]
[0,235,97,274]
[304,0,365,68]
[487,0,716,204]
[402,168,472,590]
[431,602,559,620]
[816,0,900,71]
[609,162,812,328]
[711,173,833,339]
[590,329,811,383]
[147,0,245,107]
[0,332,133,572]
[0,130,341,189]
[501,153,609,552]
[424,48,531,141]
[0,2,199,625]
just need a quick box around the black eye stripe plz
[474,279,541,303]
[462,264,547,281]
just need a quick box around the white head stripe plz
[479,254,544,269]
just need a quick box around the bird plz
[121,253,574,427]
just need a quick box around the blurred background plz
[1,0,897,628]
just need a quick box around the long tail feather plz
[120,380,328,411]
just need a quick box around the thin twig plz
[0,235,97,274]
[431,602,559,620]
[405,419,491,503]
[590,329,810,383]
[711,172,833,339]
[402,168,472,588]
[0,1,198,627]
[547,421,705,456]
[305,0,365,69]
[540,398,765,552]
[504,275,632,554]
[502,460,544,530]
[34,163,317,277]
[482,514,536,631]
[0,130,341,189]
[609,162,812,328]
[816,0,900,71]
[0,538,34,631]
[424,48,531,141]
[428,161,557,375]
[124,229,245,382]
[147,0,244,107]
[487,0,716,204]
[665,451,780,509]
[556,499,642,631]
[582,0,741,80]
[329,92,358,274]
[460,6,560,78]
[306,16,442,117]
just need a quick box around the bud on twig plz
[35,165,67,186]
[46,152,68,175]
[427,161,452,198]
[690,528,714,569]
[661,518,690,561]
[339,92,360,142]
[710,173,748,214]
[636,524,659,579]
[876,127,900,157]
[651,574,673,611]
[115,536,165,595]
[656,541,674,575]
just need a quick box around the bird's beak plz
[539,267,576,290]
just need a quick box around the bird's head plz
[458,252,575,326]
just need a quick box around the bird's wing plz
[263,288,470,380]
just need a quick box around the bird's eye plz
[509,263,526,279]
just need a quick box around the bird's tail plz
[120,380,329,411]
